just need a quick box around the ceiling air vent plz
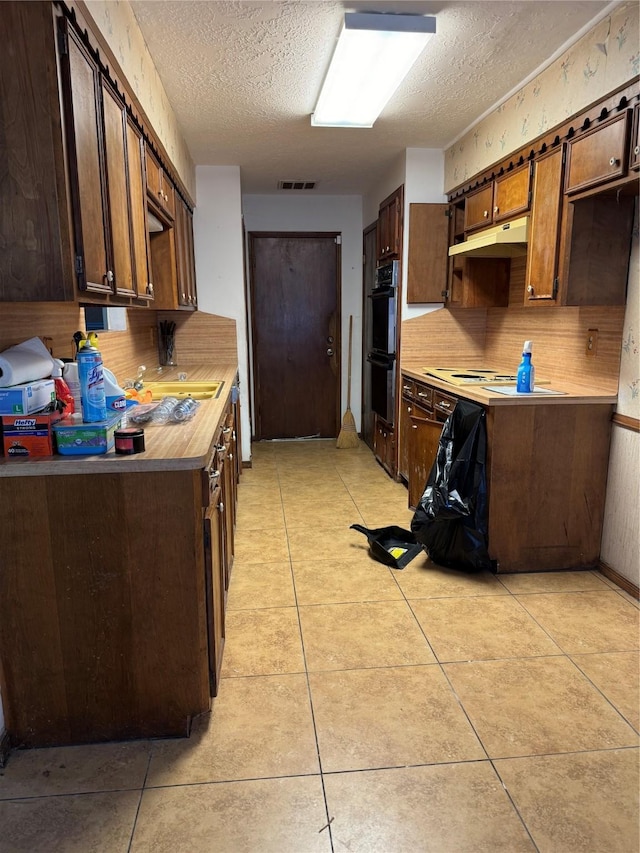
[278,180,317,190]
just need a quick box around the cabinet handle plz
[417,391,429,398]
[402,384,411,392]
[609,157,620,167]
[223,427,231,435]
[209,469,220,485]
[493,206,499,214]
[483,210,489,218]
[158,189,163,198]
[439,400,451,408]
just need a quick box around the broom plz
[336,315,360,448]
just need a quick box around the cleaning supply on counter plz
[51,359,75,416]
[103,367,126,414]
[62,362,82,413]
[0,379,56,415]
[77,339,107,422]
[516,340,535,394]
[53,410,121,455]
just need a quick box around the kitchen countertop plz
[402,366,617,406]
[0,364,238,478]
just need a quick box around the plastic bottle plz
[171,397,199,422]
[103,367,126,414]
[77,340,107,422]
[516,340,535,393]
[51,359,75,415]
[62,361,82,413]
[151,396,179,424]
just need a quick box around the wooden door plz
[61,21,111,294]
[250,234,340,440]
[126,117,153,300]
[361,222,377,450]
[464,185,493,232]
[525,147,564,304]
[406,203,448,303]
[101,79,134,296]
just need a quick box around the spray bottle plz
[77,339,107,422]
[516,340,535,393]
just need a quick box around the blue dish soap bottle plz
[516,340,535,393]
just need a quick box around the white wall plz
[193,166,251,462]
[242,194,364,431]
[362,152,405,230]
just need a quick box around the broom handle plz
[347,315,353,407]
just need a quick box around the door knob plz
[327,348,334,356]
[327,336,334,344]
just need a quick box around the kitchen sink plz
[146,381,224,400]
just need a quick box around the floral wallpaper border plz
[444,2,640,193]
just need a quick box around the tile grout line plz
[126,746,153,853]
[275,447,336,853]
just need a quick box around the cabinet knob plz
[147,282,154,295]
[493,206,499,214]
[105,270,114,283]
[218,501,224,513]
[483,210,489,218]
[182,292,187,300]
[412,424,417,430]
[609,157,620,167]
[527,284,535,295]
[634,146,639,156]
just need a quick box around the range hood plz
[448,216,529,258]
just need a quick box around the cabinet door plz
[126,118,153,300]
[493,164,531,222]
[101,80,134,296]
[630,104,640,171]
[62,23,111,293]
[145,145,163,206]
[464,185,493,232]
[204,484,225,697]
[565,111,630,194]
[406,203,448,303]
[161,178,176,221]
[408,407,443,510]
[175,196,197,308]
[525,147,564,304]
[399,394,413,481]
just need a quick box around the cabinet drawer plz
[565,112,630,194]
[464,185,493,232]
[401,378,416,400]
[414,384,433,408]
[432,391,457,417]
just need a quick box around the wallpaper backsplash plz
[84,0,196,198]
[444,1,639,192]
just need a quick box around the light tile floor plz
[1,439,638,852]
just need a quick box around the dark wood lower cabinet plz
[0,398,241,747]
[401,373,612,573]
[373,414,395,476]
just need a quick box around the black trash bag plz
[350,524,423,570]
[411,399,492,572]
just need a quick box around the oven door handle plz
[367,352,395,368]
[369,285,395,299]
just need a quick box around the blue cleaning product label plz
[77,347,107,422]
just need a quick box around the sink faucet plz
[133,365,147,390]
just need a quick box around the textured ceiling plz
[130,0,610,195]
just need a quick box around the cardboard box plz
[1,411,62,458]
[0,379,56,415]
[53,411,122,455]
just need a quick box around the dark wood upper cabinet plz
[406,203,449,304]
[126,118,154,300]
[61,20,112,295]
[564,110,631,195]
[493,163,531,222]
[0,2,74,301]
[525,146,565,304]
[464,185,494,232]
[629,103,640,171]
[377,187,403,261]
[146,145,176,221]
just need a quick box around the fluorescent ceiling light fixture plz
[312,12,436,128]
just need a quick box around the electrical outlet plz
[586,328,598,356]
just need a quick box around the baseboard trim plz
[598,561,640,600]
[242,460,252,469]
[0,729,11,768]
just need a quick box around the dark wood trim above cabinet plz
[447,79,639,202]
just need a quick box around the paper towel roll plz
[0,337,56,387]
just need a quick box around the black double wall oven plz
[367,260,398,425]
